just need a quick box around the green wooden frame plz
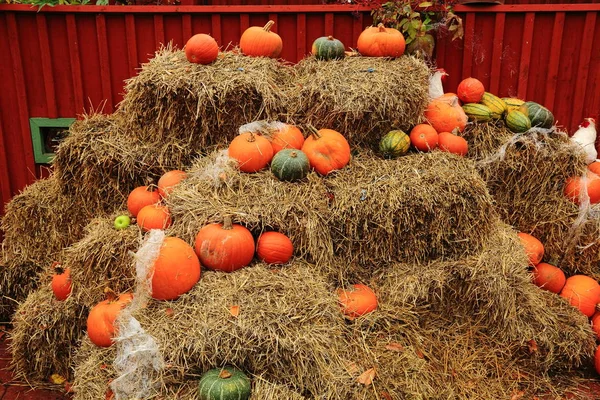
[30,118,75,164]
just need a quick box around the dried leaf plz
[385,342,404,352]
[357,367,376,385]
[50,373,67,385]
[165,308,174,318]
[345,361,360,375]
[381,392,393,400]
[229,305,240,317]
[416,348,425,359]
[510,390,525,400]
[527,339,538,354]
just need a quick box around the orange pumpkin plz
[438,132,468,156]
[256,231,294,265]
[409,124,438,152]
[424,98,468,133]
[87,288,134,347]
[269,124,305,155]
[595,345,600,375]
[591,311,600,340]
[228,132,274,173]
[158,170,187,198]
[127,186,161,218]
[588,161,600,175]
[517,232,544,266]
[337,284,378,318]
[185,33,219,65]
[137,204,172,232]
[301,127,351,175]
[564,175,600,205]
[457,77,485,103]
[151,237,201,300]
[240,20,283,58]
[438,92,461,104]
[194,217,255,272]
[51,262,72,301]
[356,23,405,58]
[531,262,566,294]
[559,275,600,317]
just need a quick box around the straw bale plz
[326,151,498,265]
[72,341,116,400]
[166,150,333,266]
[120,46,292,150]
[289,56,430,148]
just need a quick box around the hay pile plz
[120,46,292,151]
[461,125,600,277]
[289,56,430,148]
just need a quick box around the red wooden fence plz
[0,3,599,214]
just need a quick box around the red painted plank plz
[296,13,306,60]
[66,14,85,114]
[462,12,475,78]
[154,14,165,48]
[96,14,113,112]
[211,14,222,43]
[517,13,535,99]
[324,12,334,36]
[36,14,57,118]
[239,13,249,36]
[489,12,505,95]
[352,12,363,51]
[269,13,278,31]
[543,11,565,111]
[0,116,13,213]
[571,11,597,126]
[126,14,139,78]
[182,14,192,40]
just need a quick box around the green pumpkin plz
[311,36,346,61]
[271,149,310,182]
[519,101,554,129]
[198,366,251,400]
[379,130,410,159]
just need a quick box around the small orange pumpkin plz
[559,275,600,317]
[438,132,468,156]
[194,216,255,272]
[591,311,600,340]
[151,237,201,300]
[185,33,219,65]
[595,345,600,375]
[337,284,378,318]
[564,175,600,205]
[228,132,274,173]
[357,23,405,58]
[409,124,438,152]
[87,288,134,347]
[240,20,283,58]
[127,186,161,218]
[457,77,485,103]
[51,262,72,301]
[256,231,294,265]
[301,127,351,175]
[588,161,600,175]
[158,170,187,198]
[269,124,305,155]
[424,97,468,133]
[517,232,544,266]
[531,262,566,294]
[137,204,172,232]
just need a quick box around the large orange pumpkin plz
[256,231,294,265]
[409,124,438,152]
[137,204,172,232]
[517,232,544,266]
[531,262,566,294]
[158,170,187,198]
[301,127,351,175]
[559,275,600,317]
[564,174,600,205]
[457,77,485,103]
[185,33,219,65]
[356,23,405,58]
[337,284,378,318]
[424,97,468,133]
[127,186,161,218]
[591,312,600,340]
[269,124,305,155]
[194,217,255,272]
[228,132,274,173]
[51,262,72,301]
[87,289,134,347]
[240,20,283,58]
[151,237,201,300]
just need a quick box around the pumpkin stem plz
[263,20,275,32]
[377,23,386,32]
[246,132,256,143]
[327,35,334,41]
[104,287,117,302]
[289,151,298,158]
[223,216,233,230]
[218,369,232,379]
[306,124,322,139]
[51,261,64,275]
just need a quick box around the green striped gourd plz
[379,130,411,159]
[198,366,251,400]
[271,149,310,182]
[505,110,531,133]
[519,101,554,129]
[462,103,493,122]
[480,92,506,119]
[502,97,525,113]
[311,36,346,61]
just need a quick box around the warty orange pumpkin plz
[301,127,351,175]
[228,132,274,173]
[87,288,133,347]
[151,237,201,300]
[240,20,283,58]
[127,186,161,218]
[357,23,405,58]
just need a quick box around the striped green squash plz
[462,103,493,122]
[519,101,554,129]
[271,149,310,182]
[311,36,346,61]
[505,110,531,133]
[502,97,525,113]
[198,366,251,400]
[480,92,506,119]
[379,130,410,159]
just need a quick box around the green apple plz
[114,215,131,230]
